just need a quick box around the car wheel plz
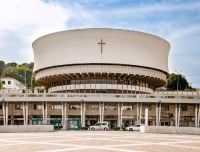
[104,128,108,131]
[129,128,133,131]
[91,128,95,131]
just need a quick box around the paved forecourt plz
[0,131,200,152]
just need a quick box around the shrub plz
[81,127,88,130]
[113,127,121,130]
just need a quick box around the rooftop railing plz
[0,92,199,100]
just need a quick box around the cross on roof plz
[98,39,106,54]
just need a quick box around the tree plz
[0,60,5,76]
[0,77,2,90]
[166,73,191,91]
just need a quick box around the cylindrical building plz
[33,28,170,94]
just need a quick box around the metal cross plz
[98,39,106,54]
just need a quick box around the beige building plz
[0,77,25,92]
[0,28,199,129]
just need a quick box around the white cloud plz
[0,0,71,63]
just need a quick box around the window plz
[122,104,133,110]
[87,104,99,110]
[69,103,80,110]
[8,81,11,85]
[15,103,23,110]
[52,104,62,110]
[161,105,169,111]
[181,105,188,111]
[105,103,117,110]
[34,104,43,110]
[2,81,5,84]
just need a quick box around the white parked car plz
[88,122,109,131]
[125,124,141,131]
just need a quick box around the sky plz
[0,0,200,87]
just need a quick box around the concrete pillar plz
[82,102,85,127]
[62,102,64,127]
[80,102,83,126]
[22,102,26,125]
[175,103,178,127]
[117,102,121,127]
[5,102,8,125]
[175,103,180,127]
[136,102,139,123]
[25,102,28,125]
[83,102,86,127]
[99,102,102,122]
[158,102,161,126]
[63,102,67,129]
[145,106,149,126]
[42,102,45,124]
[156,103,159,126]
[45,102,48,124]
[121,102,123,127]
[102,102,104,122]
[198,104,200,127]
[195,104,198,127]
[2,102,5,125]
[80,102,86,127]
[178,103,181,127]
[139,103,142,124]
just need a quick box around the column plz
[158,102,161,126]
[62,102,64,128]
[5,102,8,125]
[102,102,104,122]
[145,106,149,126]
[99,102,102,122]
[121,102,123,127]
[83,102,86,127]
[198,104,200,127]
[2,102,5,125]
[195,104,198,127]
[136,102,139,124]
[156,103,159,126]
[80,102,86,127]
[22,102,25,125]
[178,103,181,127]
[42,102,45,124]
[25,102,28,125]
[45,102,48,124]
[175,103,178,127]
[63,102,67,129]
[80,102,83,126]
[139,103,142,124]
[117,102,121,127]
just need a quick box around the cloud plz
[0,0,71,63]
[0,0,200,87]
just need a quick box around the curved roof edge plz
[32,28,170,49]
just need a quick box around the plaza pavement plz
[0,131,200,152]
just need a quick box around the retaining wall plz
[140,126,200,135]
[0,125,54,133]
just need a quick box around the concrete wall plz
[0,125,54,133]
[33,28,170,73]
[141,126,200,135]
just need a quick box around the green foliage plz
[0,79,2,90]
[0,61,37,89]
[0,60,5,76]
[166,73,192,91]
